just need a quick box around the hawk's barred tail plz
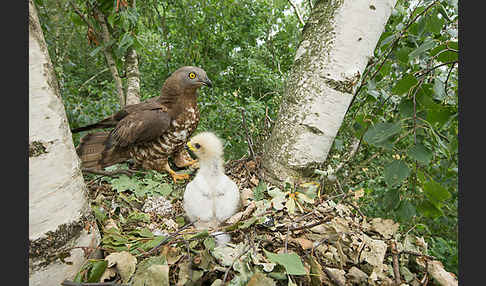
[75,132,129,169]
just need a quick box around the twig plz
[69,2,93,30]
[284,224,290,253]
[444,62,457,97]
[334,138,360,174]
[415,60,458,78]
[222,243,250,285]
[240,108,256,160]
[399,250,436,260]
[82,168,137,177]
[344,200,365,218]
[79,68,110,91]
[391,241,402,285]
[61,281,129,286]
[141,222,194,257]
[412,77,426,144]
[287,0,305,26]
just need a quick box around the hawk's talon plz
[168,169,190,183]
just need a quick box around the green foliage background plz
[35,0,458,276]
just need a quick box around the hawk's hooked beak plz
[202,78,213,88]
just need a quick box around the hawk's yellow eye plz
[189,72,196,79]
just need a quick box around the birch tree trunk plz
[262,0,397,183]
[29,1,100,285]
[124,0,141,105]
[125,47,141,105]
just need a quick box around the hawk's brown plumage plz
[73,66,212,182]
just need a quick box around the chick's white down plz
[183,132,240,239]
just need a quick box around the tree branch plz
[444,61,457,97]
[287,0,305,26]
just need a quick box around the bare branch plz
[444,62,457,97]
[287,0,305,26]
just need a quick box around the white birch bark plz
[124,0,141,106]
[125,47,141,105]
[29,1,100,285]
[263,0,397,183]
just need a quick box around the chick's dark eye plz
[188,72,196,79]
[194,143,201,149]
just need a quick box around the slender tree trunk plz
[29,1,100,285]
[262,0,397,183]
[124,0,141,105]
[125,47,141,105]
[93,6,126,107]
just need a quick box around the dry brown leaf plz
[293,237,314,250]
[347,266,368,284]
[105,251,137,283]
[360,235,387,267]
[240,188,254,206]
[104,218,118,231]
[369,218,400,239]
[325,267,347,285]
[416,258,458,286]
[99,267,117,283]
[250,175,259,186]
[309,255,325,286]
[246,272,276,286]
[352,188,365,200]
[226,201,256,225]
[160,245,183,265]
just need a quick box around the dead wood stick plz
[400,250,436,260]
[391,241,402,285]
[222,244,250,285]
[141,222,194,257]
[240,108,256,160]
[284,224,290,253]
[82,168,138,177]
[61,281,129,286]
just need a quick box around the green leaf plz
[392,74,418,95]
[423,180,451,203]
[396,200,416,221]
[83,259,108,283]
[111,175,141,193]
[426,106,455,127]
[263,250,307,275]
[433,78,446,100]
[407,143,433,164]
[417,199,443,218]
[382,189,400,211]
[430,42,458,63]
[384,160,410,187]
[395,47,412,64]
[89,46,103,58]
[253,181,267,201]
[363,122,401,146]
[409,39,436,60]
[398,99,414,118]
[425,9,445,34]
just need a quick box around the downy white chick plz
[183,132,240,245]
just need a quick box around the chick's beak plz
[186,142,196,158]
[186,142,196,152]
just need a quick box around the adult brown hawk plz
[73,66,212,182]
